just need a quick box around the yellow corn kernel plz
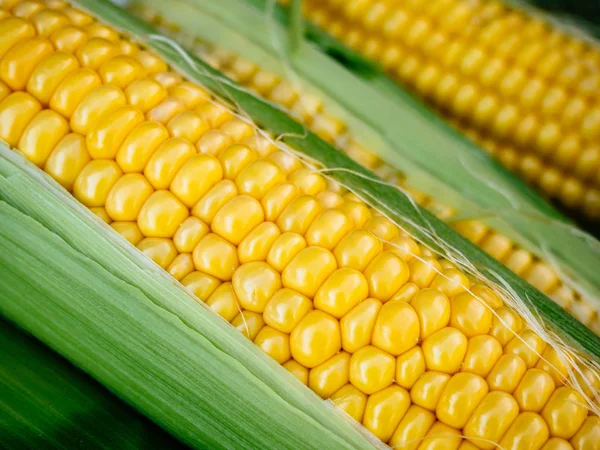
[372,300,419,356]
[231,261,281,313]
[339,199,371,227]
[267,150,303,175]
[135,50,168,74]
[235,159,285,200]
[104,173,153,222]
[486,354,527,393]
[261,183,299,222]
[254,326,291,365]
[436,372,488,429]
[334,229,382,272]
[429,268,469,297]
[144,138,195,190]
[125,78,167,113]
[98,55,146,90]
[409,257,441,288]
[395,346,425,389]
[364,385,412,443]
[463,391,519,450]
[169,81,209,109]
[232,310,264,340]
[110,221,143,246]
[505,328,548,368]
[211,196,264,246]
[410,288,450,339]
[385,235,421,262]
[331,383,367,423]
[422,327,467,374]
[364,216,399,242]
[181,270,221,302]
[498,412,549,450]
[196,130,234,156]
[266,232,306,273]
[290,310,341,369]
[17,109,68,167]
[90,206,110,223]
[44,133,90,191]
[27,52,79,105]
[542,387,588,440]
[87,106,144,160]
[237,221,280,264]
[282,359,309,385]
[147,97,186,124]
[0,17,35,60]
[76,38,120,70]
[305,209,354,250]
[137,190,188,238]
[218,144,257,180]
[535,347,569,386]
[450,290,493,337]
[313,268,368,318]
[570,417,600,450]
[308,351,350,399]
[61,7,93,26]
[116,121,169,173]
[205,282,239,322]
[461,335,502,377]
[263,288,311,334]
[276,195,323,235]
[418,421,461,450]
[349,345,395,395]
[513,368,556,413]
[490,307,523,345]
[49,68,102,118]
[0,37,53,90]
[410,371,450,411]
[73,160,122,208]
[137,237,177,269]
[192,233,239,281]
[0,91,42,146]
[389,404,436,450]
[50,25,88,53]
[390,283,420,302]
[340,297,381,353]
[71,85,127,135]
[166,253,194,281]
[282,246,337,298]
[364,252,410,302]
[166,112,209,143]
[168,155,223,208]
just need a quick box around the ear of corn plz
[290,0,600,221]
[132,0,600,331]
[1,0,600,449]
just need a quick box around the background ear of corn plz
[131,0,600,332]
[1,0,600,448]
[292,0,600,224]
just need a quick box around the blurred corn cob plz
[289,0,600,220]
[1,0,599,449]
[134,4,600,333]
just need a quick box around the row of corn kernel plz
[2,2,598,448]
[144,11,600,335]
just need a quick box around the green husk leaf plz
[0,317,186,449]
[0,146,374,450]
[128,0,600,328]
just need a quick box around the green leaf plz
[0,317,187,449]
